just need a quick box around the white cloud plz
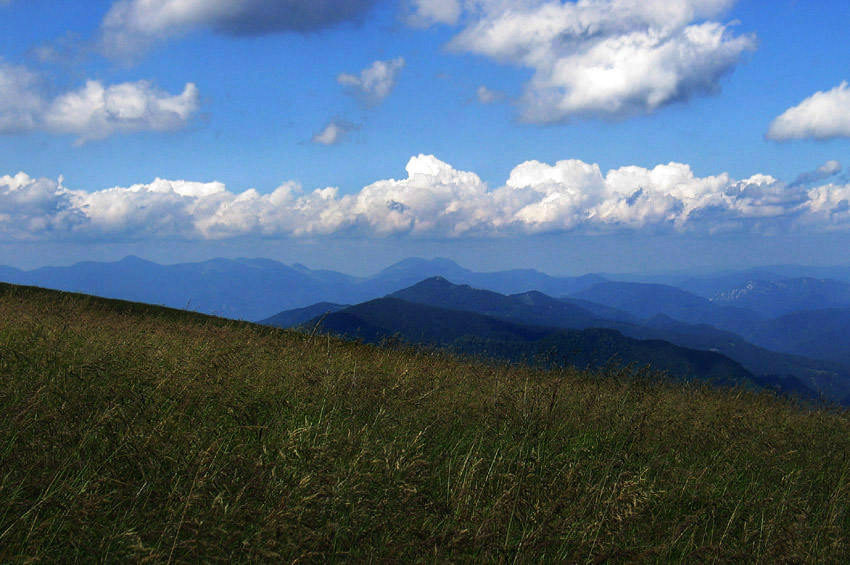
[0,61,45,134]
[0,61,199,143]
[338,58,406,106]
[818,160,843,176]
[423,0,754,123]
[406,0,462,27]
[476,85,505,104]
[800,183,850,229]
[767,82,850,141]
[0,173,85,239]
[44,80,199,145]
[791,160,843,187]
[5,154,847,242]
[311,120,358,145]
[101,0,376,59]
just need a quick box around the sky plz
[0,0,849,276]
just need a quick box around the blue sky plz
[0,0,849,275]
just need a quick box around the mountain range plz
[4,255,850,402]
[0,256,606,321]
[5,255,850,323]
[306,295,764,391]
[260,277,848,402]
[710,278,850,318]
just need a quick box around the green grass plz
[1,283,849,562]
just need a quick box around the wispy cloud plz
[411,0,755,123]
[476,85,505,104]
[4,155,848,243]
[338,58,406,107]
[405,0,462,27]
[791,160,842,187]
[0,61,199,144]
[311,119,358,145]
[0,60,44,134]
[767,82,850,141]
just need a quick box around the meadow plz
[1,283,849,562]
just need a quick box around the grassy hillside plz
[2,283,850,562]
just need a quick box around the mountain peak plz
[378,257,466,276]
[119,254,149,263]
[512,290,552,306]
[116,255,158,267]
[710,276,850,317]
[400,276,466,292]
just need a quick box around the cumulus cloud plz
[338,58,406,107]
[767,82,850,141]
[101,0,376,58]
[0,61,199,143]
[800,183,850,229]
[0,173,86,239]
[6,154,850,242]
[311,119,358,145]
[44,80,200,145]
[417,0,754,123]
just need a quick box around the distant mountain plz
[290,263,362,287]
[677,269,787,299]
[355,257,605,300]
[568,281,761,332]
[0,255,610,321]
[636,314,850,401]
[754,264,850,283]
[557,296,639,323]
[711,278,850,318]
[259,302,348,329]
[569,278,850,385]
[743,308,850,365]
[317,297,551,345]
[255,276,850,400]
[386,278,848,400]
[285,278,850,400]
[3,256,346,321]
[311,297,761,390]
[389,277,610,330]
[0,265,24,282]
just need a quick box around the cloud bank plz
[767,82,850,141]
[101,0,377,58]
[411,0,755,123]
[0,61,199,143]
[2,156,847,242]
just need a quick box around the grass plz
[1,283,849,562]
